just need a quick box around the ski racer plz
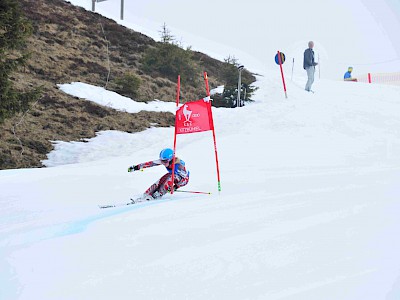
[128,148,189,201]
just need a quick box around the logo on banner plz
[176,99,212,134]
[182,105,193,126]
[178,104,201,133]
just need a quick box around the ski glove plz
[168,185,178,192]
[128,165,140,172]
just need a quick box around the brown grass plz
[0,0,254,169]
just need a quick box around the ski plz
[98,199,137,209]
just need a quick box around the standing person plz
[128,148,189,201]
[303,41,318,92]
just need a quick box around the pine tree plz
[159,22,174,44]
[0,0,41,123]
[141,23,199,86]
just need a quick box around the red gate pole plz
[368,73,372,83]
[204,72,221,193]
[277,51,288,98]
[171,75,181,194]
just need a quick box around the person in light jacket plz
[303,41,318,92]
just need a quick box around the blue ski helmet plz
[160,148,174,161]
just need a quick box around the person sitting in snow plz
[344,66,357,82]
[128,148,189,201]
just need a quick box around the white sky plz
[76,0,400,79]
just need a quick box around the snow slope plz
[1,0,400,298]
[1,71,400,299]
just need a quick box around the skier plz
[128,148,189,201]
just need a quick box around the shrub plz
[113,73,141,99]
[141,24,200,87]
[0,0,42,123]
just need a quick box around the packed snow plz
[1,0,400,299]
[2,71,400,299]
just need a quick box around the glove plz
[168,185,178,192]
[128,165,140,172]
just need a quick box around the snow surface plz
[58,82,177,113]
[1,0,400,299]
[2,72,400,299]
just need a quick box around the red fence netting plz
[356,72,400,86]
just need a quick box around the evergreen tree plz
[141,24,199,86]
[159,22,174,44]
[211,56,258,108]
[0,0,41,123]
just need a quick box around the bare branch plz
[99,22,111,88]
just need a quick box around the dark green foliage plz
[222,64,239,88]
[0,0,41,123]
[213,84,257,108]
[212,56,258,108]
[141,24,200,87]
[142,43,199,86]
[113,73,141,99]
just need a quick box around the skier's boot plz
[142,193,155,201]
[153,191,162,199]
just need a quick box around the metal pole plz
[318,54,320,79]
[121,0,124,20]
[237,72,241,107]
[237,65,244,107]
[291,58,294,81]
[92,0,95,11]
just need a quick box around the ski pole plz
[318,54,321,79]
[174,190,212,195]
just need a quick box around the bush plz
[140,24,199,87]
[142,43,199,85]
[113,73,141,99]
[214,58,258,107]
[0,0,42,123]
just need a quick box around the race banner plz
[171,73,221,193]
[175,97,214,135]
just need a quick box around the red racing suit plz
[135,157,189,198]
